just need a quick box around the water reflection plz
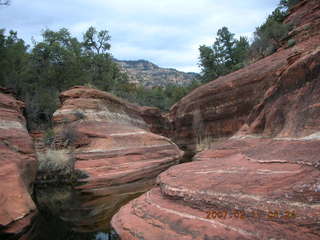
[27,178,155,240]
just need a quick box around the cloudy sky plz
[1,0,279,72]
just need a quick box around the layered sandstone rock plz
[0,88,37,237]
[112,138,320,240]
[112,1,320,239]
[168,0,320,153]
[48,86,183,231]
[53,85,169,136]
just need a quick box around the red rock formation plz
[112,139,320,239]
[53,85,170,136]
[112,1,320,239]
[0,88,37,237]
[168,0,320,153]
[49,86,183,231]
[246,43,320,138]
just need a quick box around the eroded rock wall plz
[168,0,320,153]
[48,86,183,231]
[0,88,37,237]
[112,1,320,239]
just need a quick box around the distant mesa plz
[114,59,200,87]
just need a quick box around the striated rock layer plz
[168,0,320,153]
[0,88,37,237]
[112,1,320,239]
[53,85,170,137]
[49,86,183,231]
[112,138,320,240]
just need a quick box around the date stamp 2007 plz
[206,210,297,220]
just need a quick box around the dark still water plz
[25,178,155,240]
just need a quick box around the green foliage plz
[113,80,201,111]
[0,26,200,128]
[198,0,299,82]
[0,27,127,129]
[44,128,55,146]
[199,27,249,83]
[287,39,296,48]
[1,0,301,128]
[249,7,289,59]
[279,0,300,9]
[0,29,29,94]
[83,26,111,55]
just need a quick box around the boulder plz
[48,86,183,231]
[53,85,170,136]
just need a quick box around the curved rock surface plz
[0,88,37,237]
[53,85,170,136]
[168,0,320,153]
[49,86,183,231]
[112,138,320,240]
[112,1,320,239]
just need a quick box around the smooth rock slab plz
[112,188,318,240]
[112,139,320,239]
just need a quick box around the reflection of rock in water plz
[70,178,154,232]
[26,178,154,239]
[23,212,111,240]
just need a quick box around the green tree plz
[0,27,129,129]
[213,27,236,68]
[30,28,85,91]
[232,36,250,71]
[0,29,29,94]
[82,26,127,91]
[199,27,249,83]
[250,7,289,59]
[83,26,111,55]
[199,45,216,81]
[279,0,300,10]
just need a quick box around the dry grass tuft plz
[37,149,74,174]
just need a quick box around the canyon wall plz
[112,1,320,239]
[0,88,37,238]
[46,86,183,231]
[168,0,320,152]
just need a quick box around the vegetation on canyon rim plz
[198,0,298,83]
[0,0,300,131]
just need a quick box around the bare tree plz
[0,0,10,6]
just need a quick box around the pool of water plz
[25,178,155,240]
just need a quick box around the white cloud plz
[71,21,97,36]
[1,0,280,72]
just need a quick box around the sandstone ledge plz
[112,138,320,240]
